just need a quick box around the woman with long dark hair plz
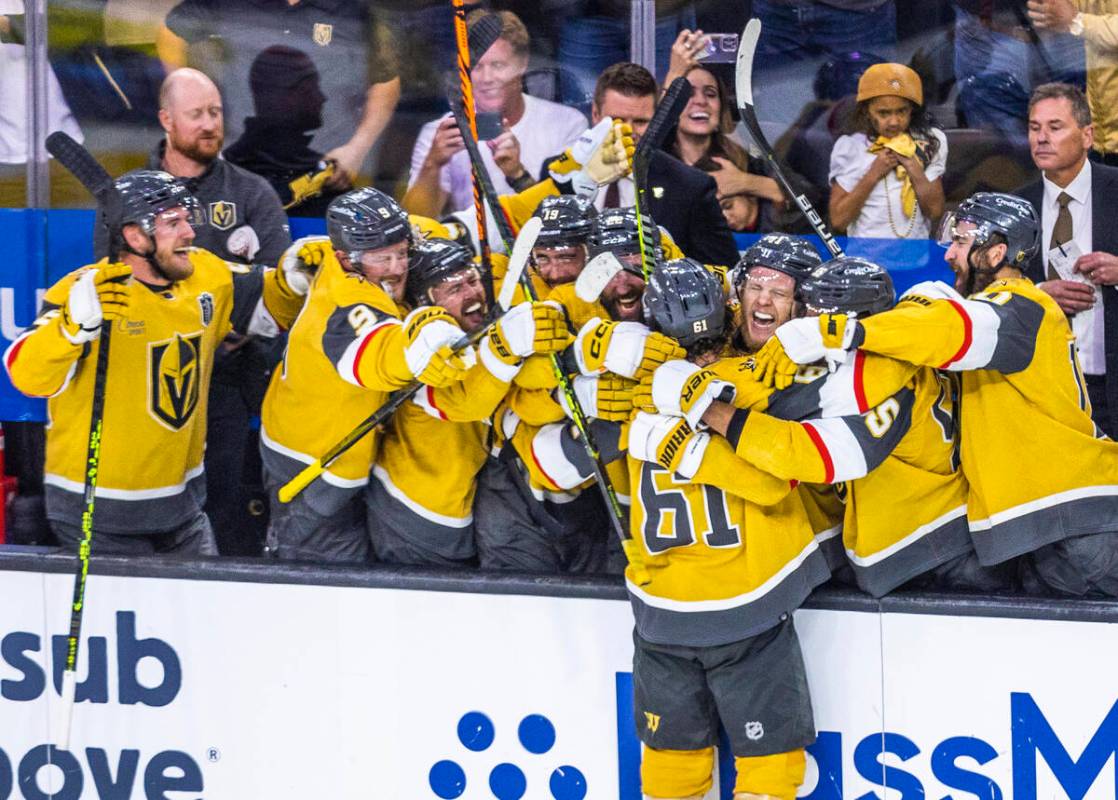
[828,63,947,238]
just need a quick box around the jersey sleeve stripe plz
[801,422,835,484]
[337,320,396,388]
[853,350,868,413]
[529,424,586,491]
[426,386,448,421]
[939,299,974,369]
[3,334,31,380]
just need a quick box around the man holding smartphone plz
[404,10,587,224]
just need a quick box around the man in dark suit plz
[1018,82,1118,438]
[542,63,741,268]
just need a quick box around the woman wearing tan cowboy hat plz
[828,62,947,239]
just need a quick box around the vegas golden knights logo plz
[312,22,333,46]
[644,712,661,733]
[149,333,202,430]
[208,200,236,231]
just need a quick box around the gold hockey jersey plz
[853,278,1118,564]
[4,250,301,532]
[627,435,827,648]
[260,250,416,489]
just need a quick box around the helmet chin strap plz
[122,230,173,286]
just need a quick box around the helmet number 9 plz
[377,208,392,219]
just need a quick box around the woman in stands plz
[828,62,947,239]
[661,32,815,234]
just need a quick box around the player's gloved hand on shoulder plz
[403,306,474,387]
[628,411,710,479]
[60,262,131,345]
[634,360,736,428]
[279,235,333,296]
[547,117,635,201]
[574,317,686,380]
[557,373,637,422]
[751,313,864,388]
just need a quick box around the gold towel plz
[868,133,919,218]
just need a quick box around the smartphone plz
[699,33,739,64]
[474,111,503,141]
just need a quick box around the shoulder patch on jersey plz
[198,293,214,326]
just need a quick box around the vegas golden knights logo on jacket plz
[150,332,202,430]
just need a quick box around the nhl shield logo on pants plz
[149,333,202,430]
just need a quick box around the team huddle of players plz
[7,119,1118,799]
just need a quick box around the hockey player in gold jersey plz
[626,259,822,800]
[4,170,307,555]
[260,189,475,564]
[366,238,572,566]
[755,192,1118,597]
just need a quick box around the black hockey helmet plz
[733,233,823,295]
[643,258,727,349]
[800,256,895,317]
[533,195,597,249]
[114,169,205,236]
[327,188,411,254]
[406,238,478,307]
[937,192,1040,269]
[587,207,662,273]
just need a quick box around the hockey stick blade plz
[734,19,843,258]
[575,251,625,303]
[634,77,690,166]
[467,12,502,67]
[498,217,542,311]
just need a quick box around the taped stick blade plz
[575,251,626,303]
[467,12,502,66]
[499,216,542,311]
[735,18,762,110]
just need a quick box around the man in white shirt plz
[404,10,587,220]
[1019,82,1118,437]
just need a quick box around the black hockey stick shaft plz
[734,19,843,259]
[449,94,650,583]
[43,132,119,749]
[630,76,690,278]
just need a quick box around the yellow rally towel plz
[868,133,918,218]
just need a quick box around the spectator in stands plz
[661,43,819,233]
[753,0,897,70]
[225,46,341,218]
[952,0,1085,154]
[574,62,740,266]
[1028,0,1118,167]
[405,10,587,220]
[1017,82,1118,438]
[829,62,947,238]
[160,0,400,190]
[95,68,292,558]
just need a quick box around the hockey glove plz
[60,263,131,345]
[547,118,635,200]
[634,360,736,429]
[628,411,710,480]
[493,301,573,358]
[574,317,686,380]
[557,373,638,422]
[402,306,474,387]
[278,235,332,296]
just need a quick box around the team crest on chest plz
[312,22,333,46]
[209,201,237,231]
[149,332,203,430]
[198,292,214,326]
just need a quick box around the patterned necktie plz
[1047,191,1073,281]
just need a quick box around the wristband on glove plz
[628,411,710,479]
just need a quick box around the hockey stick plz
[277,223,537,504]
[631,76,690,280]
[574,79,691,301]
[449,93,652,586]
[43,131,120,751]
[735,18,843,258]
[452,5,502,302]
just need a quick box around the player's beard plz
[153,237,195,283]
